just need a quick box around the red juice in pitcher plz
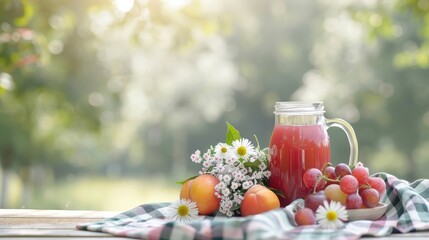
[269,124,330,207]
[268,102,359,207]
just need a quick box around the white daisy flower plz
[166,199,199,223]
[215,142,232,159]
[231,138,256,159]
[316,200,348,229]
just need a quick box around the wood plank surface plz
[0,209,120,228]
[0,209,120,218]
[0,209,121,238]
[1,209,429,239]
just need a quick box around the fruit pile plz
[295,162,386,226]
[180,174,280,217]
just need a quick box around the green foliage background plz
[1,0,429,209]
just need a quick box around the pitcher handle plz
[326,118,359,167]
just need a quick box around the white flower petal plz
[231,138,256,158]
[315,200,347,229]
[166,199,199,223]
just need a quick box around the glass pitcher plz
[268,101,358,207]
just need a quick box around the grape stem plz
[312,162,342,193]
[360,183,371,189]
[313,177,323,193]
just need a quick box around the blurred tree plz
[350,0,429,68]
[295,0,429,180]
[348,0,429,179]
[0,0,115,207]
[91,0,242,179]
[221,0,326,146]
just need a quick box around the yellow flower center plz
[177,205,189,217]
[221,147,228,153]
[326,210,337,221]
[237,146,247,156]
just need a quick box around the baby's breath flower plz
[263,171,271,178]
[223,174,232,183]
[232,193,239,201]
[218,182,227,190]
[188,137,270,216]
[226,156,237,165]
[242,181,252,190]
[218,175,224,181]
[203,160,212,168]
[236,172,246,181]
[259,162,267,171]
[252,171,262,179]
[190,150,202,163]
[214,191,221,198]
[222,188,231,197]
[230,181,239,190]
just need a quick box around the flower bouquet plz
[168,122,280,220]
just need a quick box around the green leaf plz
[226,121,241,145]
[243,160,261,169]
[230,203,241,211]
[176,175,198,185]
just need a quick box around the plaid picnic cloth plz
[77,172,429,239]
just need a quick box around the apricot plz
[240,184,280,216]
[180,174,220,215]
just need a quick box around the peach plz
[240,184,280,216]
[180,174,220,215]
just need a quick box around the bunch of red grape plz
[294,162,386,226]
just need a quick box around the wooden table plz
[0,209,126,239]
[1,209,429,239]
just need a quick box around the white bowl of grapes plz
[294,162,387,225]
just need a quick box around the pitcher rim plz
[274,101,325,115]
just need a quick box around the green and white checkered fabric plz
[77,173,429,239]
